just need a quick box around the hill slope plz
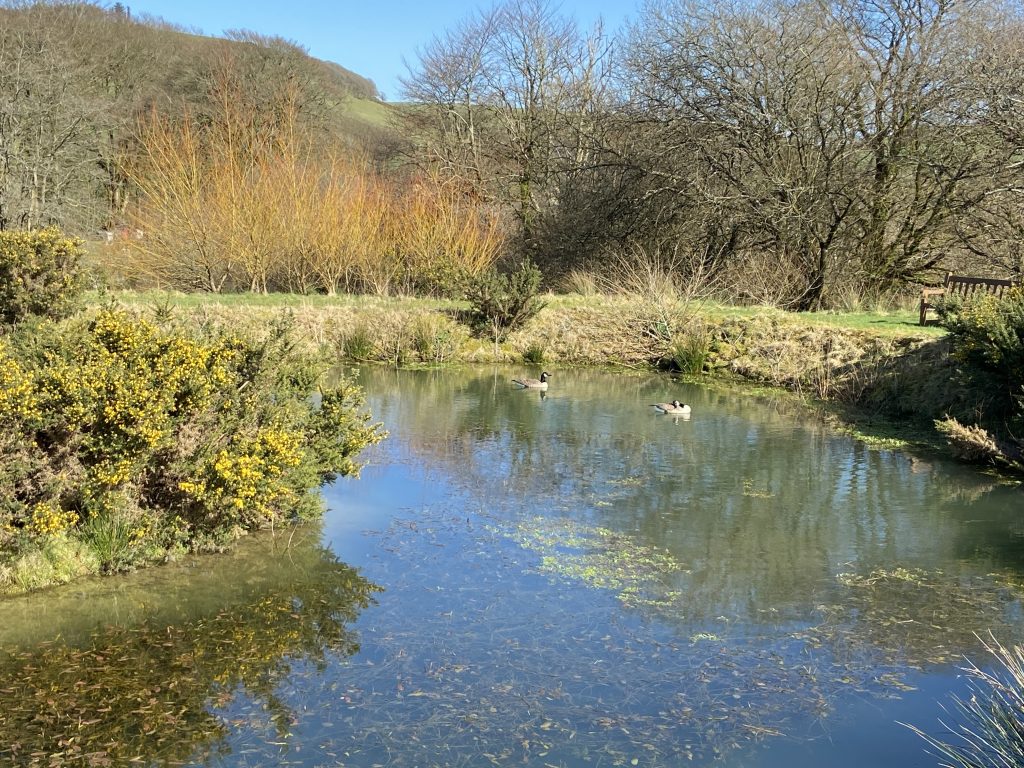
[0,1,396,234]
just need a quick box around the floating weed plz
[742,479,775,498]
[496,517,690,611]
[836,566,931,587]
[691,633,722,643]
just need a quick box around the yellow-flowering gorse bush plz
[0,228,83,326]
[0,307,383,579]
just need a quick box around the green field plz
[107,290,942,342]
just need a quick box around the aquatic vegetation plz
[497,516,690,610]
[742,479,775,498]
[351,511,844,765]
[355,510,1024,767]
[804,566,1024,669]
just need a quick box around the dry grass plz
[108,290,941,381]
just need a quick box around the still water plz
[2,366,1023,767]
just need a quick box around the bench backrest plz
[944,274,1015,301]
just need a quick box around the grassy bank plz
[106,290,973,454]
[111,290,942,359]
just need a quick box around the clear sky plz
[121,0,639,101]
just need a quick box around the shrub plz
[0,228,84,327]
[937,288,1024,433]
[409,313,467,364]
[464,259,545,342]
[0,308,384,583]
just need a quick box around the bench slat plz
[920,273,1018,325]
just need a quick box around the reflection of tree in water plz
[499,517,1024,668]
[0,536,380,766]
[358,367,1023,627]
[340,367,1024,765]
[351,510,1024,767]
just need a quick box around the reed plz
[904,634,1024,768]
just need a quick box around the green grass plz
[342,97,395,128]
[545,294,944,339]
[695,301,943,338]
[100,290,942,341]
[790,309,943,337]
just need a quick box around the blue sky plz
[123,0,639,101]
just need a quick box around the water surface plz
[3,366,1023,767]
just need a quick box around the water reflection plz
[0,526,379,766]
[344,366,1024,741]
[353,367,1023,640]
[4,366,1023,768]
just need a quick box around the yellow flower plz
[27,501,79,537]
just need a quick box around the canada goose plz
[652,400,691,415]
[513,371,551,389]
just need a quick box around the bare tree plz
[612,0,1022,307]
[624,0,868,309]
[399,0,614,260]
[0,3,106,231]
[950,3,1024,279]
[828,0,991,290]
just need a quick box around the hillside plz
[0,1,398,235]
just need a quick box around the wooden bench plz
[919,273,1015,325]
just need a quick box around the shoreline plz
[115,291,992,469]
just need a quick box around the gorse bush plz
[938,288,1024,432]
[464,258,545,342]
[0,228,84,327]
[0,308,383,584]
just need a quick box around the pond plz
[2,366,1023,767]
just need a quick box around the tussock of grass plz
[905,635,1024,768]
[1,535,99,595]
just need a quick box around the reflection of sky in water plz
[2,365,1024,767]
[319,366,1024,766]
[346,367,1024,620]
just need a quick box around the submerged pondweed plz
[808,566,1024,668]
[494,516,690,610]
